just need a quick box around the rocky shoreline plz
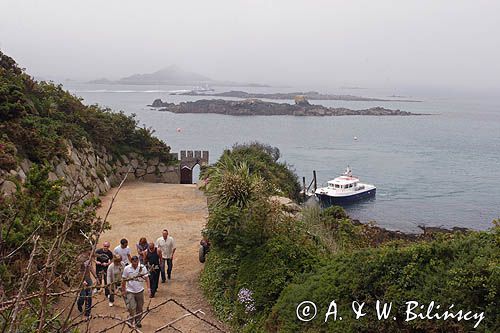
[178,90,421,102]
[148,98,423,116]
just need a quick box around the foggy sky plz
[1,0,499,93]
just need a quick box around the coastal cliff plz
[149,98,420,116]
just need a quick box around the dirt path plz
[73,182,226,332]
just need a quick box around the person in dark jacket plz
[77,252,96,319]
[144,241,162,297]
[95,241,113,298]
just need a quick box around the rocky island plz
[178,90,421,102]
[148,97,422,116]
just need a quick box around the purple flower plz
[237,288,256,313]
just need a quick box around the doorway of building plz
[192,164,201,184]
[180,166,192,184]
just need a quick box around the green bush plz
[200,248,240,322]
[0,50,174,165]
[202,142,301,200]
[268,231,500,332]
[236,234,321,313]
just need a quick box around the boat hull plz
[315,188,376,206]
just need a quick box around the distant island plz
[178,90,421,102]
[88,65,270,87]
[148,97,423,116]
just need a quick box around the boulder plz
[17,169,27,183]
[104,163,113,173]
[55,161,68,178]
[150,98,166,107]
[20,159,32,174]
[294,95,310,106]
[0,180,17,196]
[130,159,139,169]
[135,169,147,178]
[126,172,136,181]
[71,150,81,166]
[148,157,160,166]
[158,163,167,173]
[98,181,107,194]
[146,165,156,174]
[87,153,96,167]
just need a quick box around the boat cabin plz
[327,176,361,191]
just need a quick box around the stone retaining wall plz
[0,140,179,198]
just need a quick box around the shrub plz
[268,230,500,332]
[0,50,174,165]
[202,142,301,200]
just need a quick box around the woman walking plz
[136,237,148,264]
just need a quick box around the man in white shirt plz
[121,255,150,328]
[114,238,132,266]
[155,229,176,283]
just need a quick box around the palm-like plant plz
[204,155,267,209]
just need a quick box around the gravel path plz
[71,182,226,332]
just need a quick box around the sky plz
[1,0,499,94]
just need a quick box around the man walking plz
[77,252,96,320]
[145,242,162,297]
[114,238,132,266]
[95,241,113,298]
[156,229,176,283]
[106,255,125,307]
[121,255,150,328]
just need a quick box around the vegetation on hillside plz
[201,142,301,201]
[200,144,500,332]
[0,50,174,170]
[0,51,174,331]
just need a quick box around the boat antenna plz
[345,165,352,177]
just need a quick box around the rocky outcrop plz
[0,140,180,198]
[294,95,310,106]
[149,98,422,116]
[149,98,166,108]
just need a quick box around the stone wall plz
[0,140,180,198]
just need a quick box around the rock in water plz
[150,99,165,107]
[294,95,310,106]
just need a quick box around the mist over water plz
[66,83,500,232]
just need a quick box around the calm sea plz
[65,83,500,232]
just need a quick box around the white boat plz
[314,166,376,205]
[192,84,214,93]
[168,85,214,95]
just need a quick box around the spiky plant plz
[205,155,267,209]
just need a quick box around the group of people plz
[77,229,176,328]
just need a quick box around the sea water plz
[65,83,500,232]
